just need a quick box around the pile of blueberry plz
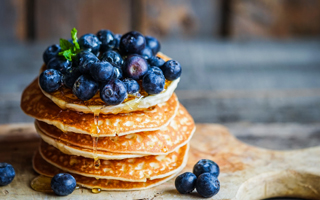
[175,159,220,198]
[40,28,182,105]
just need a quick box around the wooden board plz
[0,123,319,199]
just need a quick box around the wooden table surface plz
[0,123,319,200]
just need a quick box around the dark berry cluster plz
[175,159,220,198]
[40,29,182,105]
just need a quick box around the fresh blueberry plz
[193,159,220,178]
[123,55,148,80]
[90,61,114,82]
[100,79,127,105]
[39,69,63,93]
[142,67,165,94]
[100,50,123,68]
[113,34,122,50]
[0,163,15,186]
[51,173,76,196]
[175,172,197,194]
[64,67,82,88]
[122,78,140,94]
[145,36,160,55]
[43,44,61,64]
[111,67,123,80]
[120,31,146,54]
[47,56,72,74]
[96,29,116,52]
[148,56,165,68]
[196,173,220,198]
[73,75,99,101]
[140,47,153,59]
[74,51,99,74]
[161,60,182,81]
[78,34,101,55]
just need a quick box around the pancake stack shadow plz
[21,54,195,191]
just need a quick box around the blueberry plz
[193,159,220,178]
[140,47,153,59]
[0,163,15,186]
[64,67,82,88]
[51,173,76,196]
[120,31,146,54]
[100,79,127,105]
[90,61,114,82]
[142,67,165,94]
[39,69,63,93]
[78,34,101,55]
[122,78,140,94]
[148,56,165,68]
[123,55,148,80]
[47,56,72,74]
[111,67,123,80]
[161,60,182,81]
[43,44,61,64]
[196,173,220,198]
[75,51,99,74]
[113,34,122,50]
[73,75,99,101]
[145,36,161,55]
[175,172,197,194]
[96,29,116,52]
[100,50,123,68]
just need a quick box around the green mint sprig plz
[59,28,81,61]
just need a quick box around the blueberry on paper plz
[142,67,165,94]
[145,36,161,55]
[161,60,182,81]
[122,55,148,80]
[96,29,116,52]
[100,79,127,105]
[196,173,220,198]
[43,44,61,64]
[72,75,99,101]
[78,34,101,55]
[47,56,72,74]
[51,173,76,196]
[90,61,114,82]
[193,159,220,178]
[39,69,63,93]
[0,163,15,186]
[175,172,197,194]
[120,31,146,54]
[122,78,140,94]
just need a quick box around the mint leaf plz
[71,28,80,50]
[59,39,73,51]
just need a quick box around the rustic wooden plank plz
[230,0,320,39]
[133,0,221,38]
[34,0,132,40]
[0,123,319,199]
[0,0,28,41]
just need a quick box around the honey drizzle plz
[31,175,53,192]
[91,188,101,194]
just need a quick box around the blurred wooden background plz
[1,0,320,42]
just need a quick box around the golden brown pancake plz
[36,105,195,155]
[33,152,178,191]
[39,141,188,182]
[21,79,178,136]
[39,52,180,114]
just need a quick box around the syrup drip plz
[91,188,101,194]
[31,175,53,192]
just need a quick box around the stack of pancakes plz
[21,53,195,191]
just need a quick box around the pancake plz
[36,125,145,160]
[40,52,180,115]
[33,152,178,191]
[21,79,178,136]
[39,141,189,182]
[36,105,195,155]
